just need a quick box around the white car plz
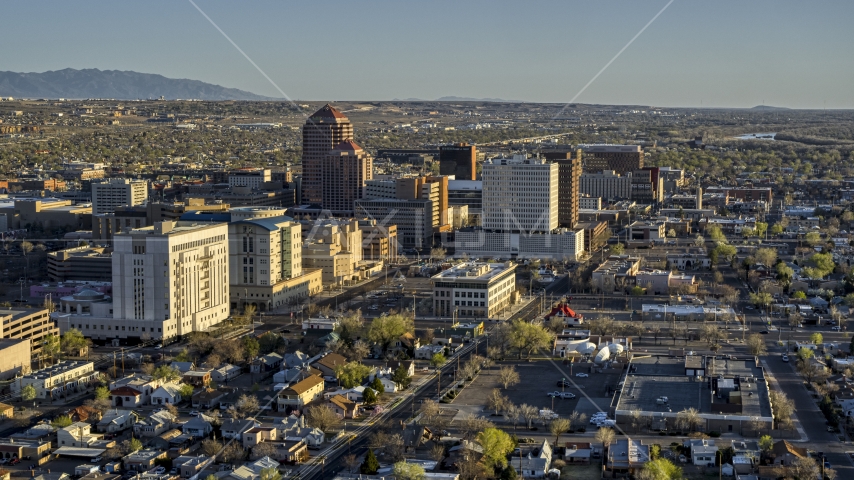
[546,391,561,397]
[560,392,576,399]
[575,373,589,378]
[189,411,200,417]
[153,467,166,475]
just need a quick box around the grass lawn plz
[559,464,601,480]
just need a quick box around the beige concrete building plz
[358,219,398,262]
[47,245,112,281]
[302,105,353,205]
[93,199,230,241]
[0,339,31,380]
[0,198,92,231]
[92,178,149,215]
[431,262,516,320]
[591,256,641,292]
[0,308,58,356]
[321,140,372,216]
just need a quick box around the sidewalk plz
[760,359,809,442]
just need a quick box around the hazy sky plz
[2,0,852,108]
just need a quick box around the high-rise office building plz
[543,149,582,229]
[581,145,644,175]
[364,175,449,231]
[321,140,372,216]
[439,144,477,180]
[481,155,558,233]
[579,170,632,201]
[92,178,148,215]
[301,105,353,205]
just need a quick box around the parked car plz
[560,392,576,399]
[556,380,572,387]
[9,459,20,466]
[189,411,200,417]
[546,391,560,397]
[153,467,166,475]
[832,326,841,331]
[782,355,789,362]
[575,373,589,378]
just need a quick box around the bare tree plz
[595,427,616,456]
[343,454,360,473]
[305,404,340,432]
[430,443,446,463]
[460,413,494,441]
[520,404,539,429]
[498,365,520,390]
[550,418,570,445]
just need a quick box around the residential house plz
[97,410,136,433]
[323,386,368,403]
[210,364,242,383]
[376,376,397,393]
[221,419,260,440]
[415,344,445,360]
[251,353,284,373]
[509,439,552,478]
[770,440,807,466]
[0,403,12,419]
[171,362,195,373]
[686,439,718,466]
[402,424,434,450]
[57,422,102,448]
[192,389,227,409]
[446,440,484,469]
[148,429,182,451]
[133,410,175,437]
[277,375,325,410]
[386,360,415,377]
[563,442,593,464]
[31,474,70,480]
[227,456,281,480]
[219,390,242,412]
[279,440,309,463]
[731,440,761,461]
[388,333,419,357]
[243,427,278,450]
[11,423,54,441]
[109,374,160,405]
[604,439,649,478]
[277,415,325,448]
[122,449,167,472]
[182,370,211,387]
[311,353,348,377]
[283,351,309,368]
[150,384,182,405]
[275,367,322,385]
[182,416,213,438]
[173,455,214,479]
[109,387,145,408]
[327,394,360,419]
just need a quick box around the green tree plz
[258,332,284,354]
[759,435,774,453]
[126,437,143,453]
[499,466,518,480]
[754,222,768,238]
[95,386,110,400]
[510,320,554,358]
[810,333,823,345]
[392,365,412,390]
[770,223,784,236]
[611,243,625,255]
[178,384,195,400]
[370,376,385,394]
[797,347,815,363]
[51,415,73,429]
[805,231,822,246]
[60,329,89,357]
[749,292,772,310]
[367,314,414,353]
[175,349,192,362]
[430,353,446,368]
[21,384,37,404]
[713,244,737,262]
[363,388,378,405]
[392,461,426,480]
[43,334,61,363]
[334,362,372,388]
[630,286,646,296]
[706,224,726,243]
[477,427,515,469]
[792,291,807,300]
[641,458,683,480]
[360,449,380,475]
[152,365,181,382]
[242,337,260,359]
[755,248,777,267]
[259,467,281,480]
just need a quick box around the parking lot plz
[452,361,622,422]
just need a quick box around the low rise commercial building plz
[0,198,92,231]
[454,228,585,261]
[431,262,516,319]
[11,361,97,399]
[591,256,641,292]
[47,246,113,282]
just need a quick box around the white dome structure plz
[608,343,625,354]
[594,348,611,364]
[577,342,597,354]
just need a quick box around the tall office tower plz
[112,221,230,339]
[363,175,449,232]
[482,155,558,233]
[439,143,477,180]
[321,140,373,216]
[581,145,644,175]
[543,149,582,229]
[301,104,353,205]
[92,178,148,215]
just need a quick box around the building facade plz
[301,105,353,205]
[581,145,644,175]
[579,170,632,201]
[482,156,558,233]
[92,178,149,215]
[354,198,433,249]
[439,143,477,180]
[0,308,58,356]
[431,262,516,319]
[321,140,372,216]
[543,149,582,228]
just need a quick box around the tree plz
[810,332,824,345]
[201,438,223,457]
[360,449,380,475]
[520,403,539,429]
[219,441,245,463]
[510,320,554,358]
[706,224,726,243]
[486,389,509,416]
[476,427,515,470]
[60,329,89,357]
[498,365,520,390]
[640,458,683,480]
[755,248,777,267]
[461,414,494,441]
[363,388,378,405]
[367,314,414,353]
[392,365,412,390]
[430,247,447,264]
[393,461,426,480]
[206,353,222,369]
[595,427,616,455]
[51,415,73,428]
[694,235,705,248]
[430,353,446,368]
[42,334,60,363]
[236,394,260,418]
[370,376,385,394]
[676,408,702,432]
[125,437,143,453]
[252,443,280,461]
[335,310,365,345]
[550,418,570,445]
[700,324,725,347]
[611,243,625,255]
[805,231,822,246]
[335,361,372,388]
[152,365,181,382]
[759,435,773,453]
[95,386,110,400]
[258,467,281,480]
[746,334,768,356]
[343,454,360,474]
[175,349,192,362]
[242,336,260,359]
[238,303,257,326]
[351,340,371,363]
[178,384,195,401]
[430,443,446,463]
[797,347,815,363]
[789,457,820,480]
[768,391,795,430]
[305,404,340,432]
[258,332,284,355]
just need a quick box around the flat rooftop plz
[432,262,514,282]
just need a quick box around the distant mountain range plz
[393,95,523,103]
[0,68,275,100]
[750,105,791,111]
